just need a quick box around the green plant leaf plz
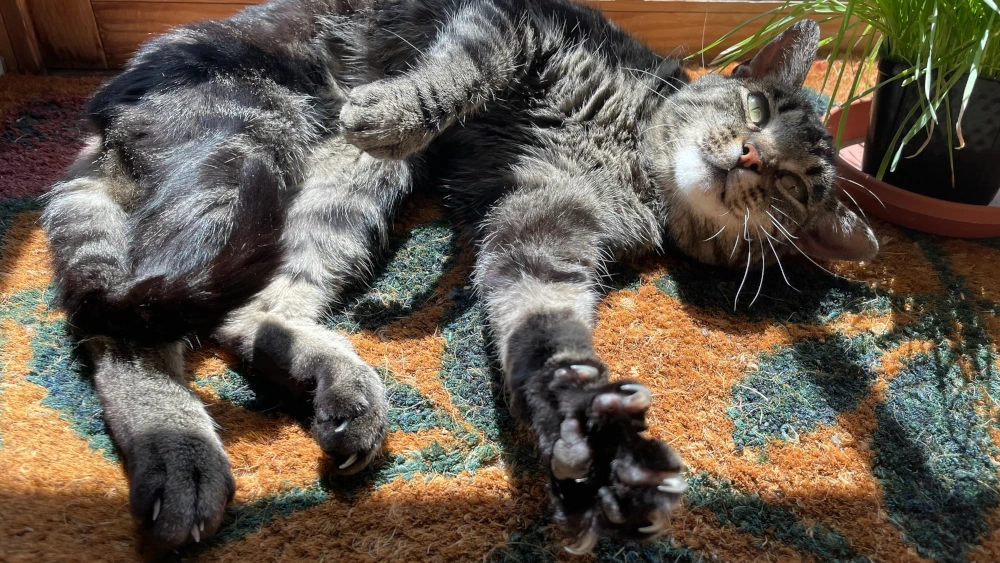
[955,16,993,149]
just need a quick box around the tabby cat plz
[41,0,877,552]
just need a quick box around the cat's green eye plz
[747,93,770,127]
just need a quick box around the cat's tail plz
[57,153,286,344]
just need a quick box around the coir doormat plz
[2,73,1000,563]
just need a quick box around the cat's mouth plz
[718,167,761,209]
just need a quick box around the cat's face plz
[644,20,877,270]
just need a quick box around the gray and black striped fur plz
[41,0,877,551]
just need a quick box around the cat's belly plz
[431,111,642,228]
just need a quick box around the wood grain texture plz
[0,8,17,72]
[87,0,855,69]
[92,1,246,66]
[29,0,107,69]
[113,0,782,9]
[0,0,43,73]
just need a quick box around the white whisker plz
[731,209,747,259]
[766,211,798,239]
[770,218,849,280]
[841,188,869,224]
[623,66,683,93]
[734,233,752,310]
[633,77,676,105]
[766,233,799,291]
[769,204,799,226]
[383,29,425,56]
[703,225,726,242]
[749,229,766,307]
[836,175,886,208]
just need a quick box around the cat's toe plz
[311,364,388,475]
[549,380,686,553]
[551,418,592,480]
[339,80,438,160]
[603,437,685,539]
[127,432,235,548]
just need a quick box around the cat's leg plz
[42,136,131,322]
[216,136,415,473]
[475,180,685,550]
[87,338,235,547]
[340,0,537,159]
[43,138,235,548]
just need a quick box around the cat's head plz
[644,20,877,269]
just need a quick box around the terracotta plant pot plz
[862,59,1000,205]
[828,98,1000,238]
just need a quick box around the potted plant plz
[705,0,1000,206]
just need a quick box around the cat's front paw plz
[311,363,388,475]
[547,368,685,554]
[127,432,235,548]
[339,79,443,160]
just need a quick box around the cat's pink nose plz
[738,142,763,172]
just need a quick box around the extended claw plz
[191,525,200,543]
[658,475,687,494]
[564,528,599,555]
[638,515,667,535]
[151,499,160,522]
[555,364,601,384]
[199,521,205,533]
[339,453,359,470]
[571,364,600,379]
[620,383,652,411]
[334,419,350,434]
[554,367,572,382]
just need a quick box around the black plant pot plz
[862,58,1000,205]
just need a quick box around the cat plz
[41,0,877,552]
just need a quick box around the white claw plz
[191,525,200,543]
[151,499,160,522]
[564,529,599,556]
[339,453,359,469]
[638,518,665,534]
[334,419,350,434]
[620,383,652,408]
[570,365,600,379]
[199,521,205,532]
[658,476,688,494]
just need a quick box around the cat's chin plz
[671,145,731,217]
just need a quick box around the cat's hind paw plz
[548,378,686,554]
[128,432,235,548]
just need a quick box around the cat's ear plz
[732,20,820,88]
[797,202,879,262]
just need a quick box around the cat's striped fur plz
[41,0,876,551]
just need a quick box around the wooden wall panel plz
[29,0,107,68]
[92,1,246,67]
[0,8,17,72]
[79,0,855,70]
[0,0,43,73]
